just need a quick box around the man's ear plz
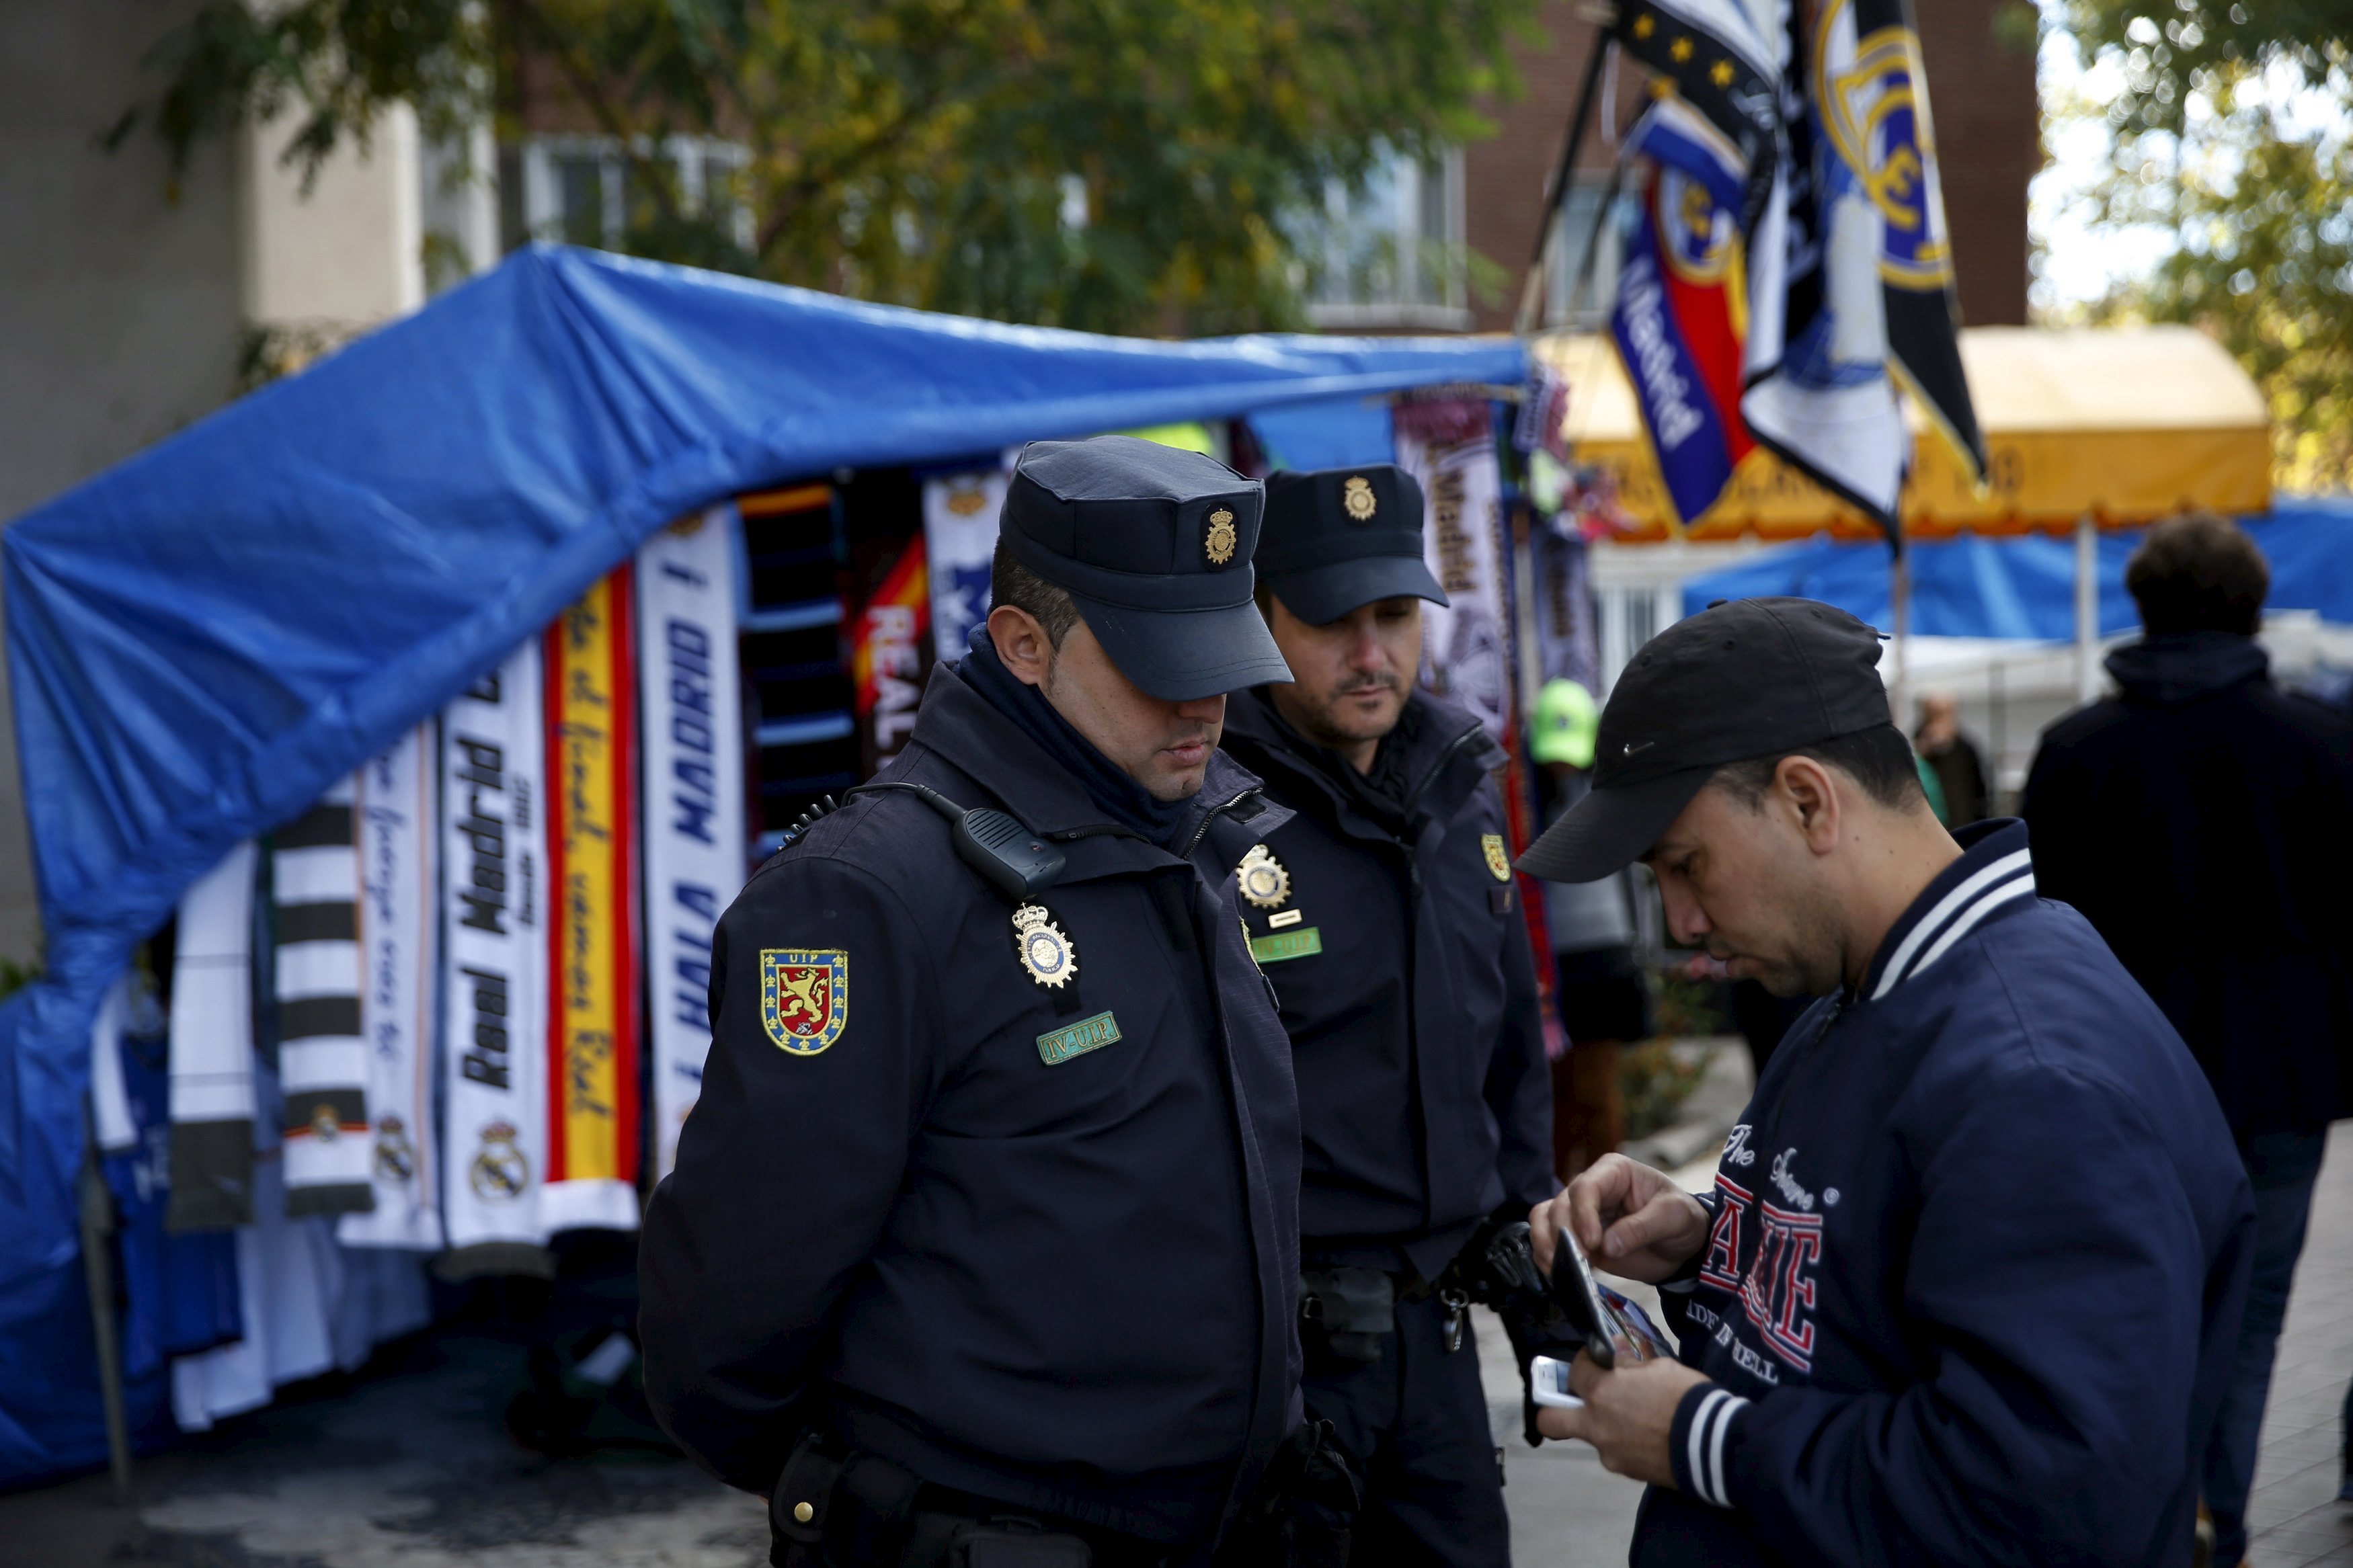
[988,604,1053,690]
[1776,755,1843,855]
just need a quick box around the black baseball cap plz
[1001,436,1291,701]
[1254,465,1449,625]
[1517,597,1892,882]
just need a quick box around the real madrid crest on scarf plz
[1481,833,1512,881]
[1237,843,1292,910]
[1012,905,1077,989]
[762,949,848,1055]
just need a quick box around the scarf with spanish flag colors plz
[539,567,643,1234]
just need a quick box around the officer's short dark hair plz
[1710,724,1926,813]
[990,537,1080,649]
[2126,509,2268,636]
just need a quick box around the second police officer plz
[641,436,1355,1567]
[1220,465,1558,1564]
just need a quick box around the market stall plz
[1535,323,2277,704]
[0,243,1526,1486]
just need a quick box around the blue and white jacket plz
[1636,821,2256,1568]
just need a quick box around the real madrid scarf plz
[166,840,260,1233]
[922,464,1010,661]
[337,725,443,1249]
[1395,400,1515,743]
[637,508,746,1181]
[439,643,556,1279]
[272,780,377,1216]
[540,567,643,1234]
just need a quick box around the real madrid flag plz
[1611,97,1759,526]
[1741,0,1983,537]
[1611,0,1783,232]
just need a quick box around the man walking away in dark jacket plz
[2024,509,2353,1567]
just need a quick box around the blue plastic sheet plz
[0,244,1523,1483]
[1681,501,2353,635]
[1246,395,1400,470]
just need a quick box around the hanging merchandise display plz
[636,507,748,1181]
[338,728,442,1251]
[922,465,1010,660]
[438,646,554,1278]
[170,1099,431,1434]
[93,972,245,1385]
[272,783,376,1217]
[852,534,930,773]
[541,569,642,1235]
[1397,399,1517,741]
[165,841,260,1233]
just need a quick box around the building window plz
[1546,176,1625,329]
[508,136,753,254]
[1302,149,1472,331]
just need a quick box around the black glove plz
[1445,1212,1591,1447]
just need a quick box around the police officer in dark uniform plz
[1218,466,1556,1565]
[641,437,1347,1566]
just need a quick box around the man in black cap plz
[1218,464,1555,1565]
[642,436,1348,1565]
[1513,598,2254,1568]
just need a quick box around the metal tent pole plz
[2073,513,2099,704]
[78,1101,132,1501]
[1513,21,1614,337]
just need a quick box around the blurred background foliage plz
[110,0,1538,337]
[2043,2,2353,489]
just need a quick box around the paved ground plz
[6,1109,2350,1565]
[2243,1120,2353,1567]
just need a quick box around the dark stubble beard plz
[1291,671,1403,751]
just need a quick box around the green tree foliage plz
[112,0,1536,337]
[2050,3,2353,489]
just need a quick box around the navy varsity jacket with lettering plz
[1635,820,2255,1568]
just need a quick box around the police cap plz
[1252,464,1449,626]
[1002,436,1291,702]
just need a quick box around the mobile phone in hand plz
[1529,1355,1583,1409]
[1548,1228,1623,1370]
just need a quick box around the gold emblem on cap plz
[1342,475,1378,522]
[1237,843,1292,910]
[1012,903,1078,989]
[1205,507,1238,566]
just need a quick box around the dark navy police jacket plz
[1219,688,1555,1279]
[640,663,1305,1548]
[1637,821,2254,1568]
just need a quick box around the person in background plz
[2024,509,2353,1568]
[1913,693,1988,826]
[1529,678,1649,1180]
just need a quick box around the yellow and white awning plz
[1537,324,2271,541]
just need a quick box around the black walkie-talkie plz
[845,782,1064,903]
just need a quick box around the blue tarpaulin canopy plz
[1681,499,2353,634]
[0,245,1524,1482]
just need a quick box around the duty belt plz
[768,1434,1173,1568]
